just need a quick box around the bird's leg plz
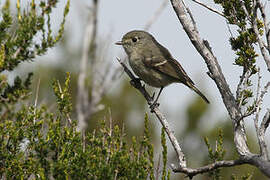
[150,87,163,112]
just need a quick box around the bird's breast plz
[128,57,175,87]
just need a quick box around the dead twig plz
[191,0,224,17]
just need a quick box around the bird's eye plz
[132,37,138,42]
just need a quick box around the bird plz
[115,30,209,107]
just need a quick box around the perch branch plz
[116,57,187,167]
[116,57,251,179]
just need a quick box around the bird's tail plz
[186,82,210,104]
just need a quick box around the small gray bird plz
[116,30,209,106]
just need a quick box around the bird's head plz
[115,30,155,55]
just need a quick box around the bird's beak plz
[115,41,123,45]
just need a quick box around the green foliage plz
[0,72,157,179]
[204,129,226,179]
[231,173,253,180]
[161,127,170,180]
[52,72,72,119]
[0,1,159,179]
[213,0,264,108]
[185,96,208,132]
[0,0,70,72]
[0,105,156,179]
[213,0,251,27]
[142,113,154,179]
[0,73,33,107]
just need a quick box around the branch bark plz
[116,57,186,167]
[169,0,251,157]
[116,57,250,178]
[252,1,270,72]
[172,159,246,178]
[169,0,270,177]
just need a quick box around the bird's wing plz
[143,56,194,85]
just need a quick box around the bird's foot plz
[150,101,160,113]
[130,78,142,89]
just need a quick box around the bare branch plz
[256,82,270,111]
[169,0,251,157]
[191,0,225,17]
[172,159,246,178]
[116,57,187,168]
[253,70,265,159]
[76,12,93,132]
[76,0,100,133]
[258,109,270,160]
[257,1,270,53]
[144,0,168,31]
[237,70,252,109]
[226,21,234,38]
[252,1,270,71]
[261,109,270,134]
[12,47,21,59]
[57,80,72,124]
[169,0,270,177]
[242,71,270,118]
[33,78,40,124]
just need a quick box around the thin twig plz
[226,21,234,38]
[12,47,21,59]
[191,0,225,17]
[257,1,270,53]
[237,70,251,109]
[240,0,251,21]
[171,159,246,178]
[57,80,72,124]
[33,78,40,124]
[252,1,270,71]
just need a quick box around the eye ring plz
[132,37,138,42]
